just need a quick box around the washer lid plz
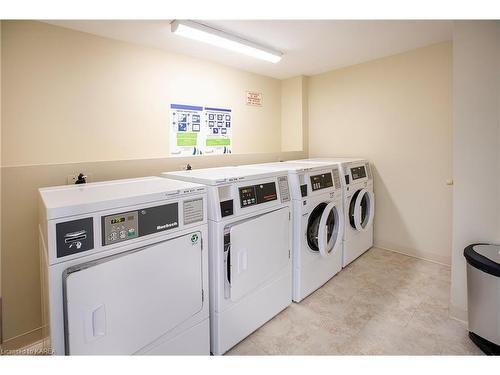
[162,166,285,186]
[40,176,206,220]
[464,244,500,277]
[242,161,337,174]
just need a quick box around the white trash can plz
[464,243,500,355]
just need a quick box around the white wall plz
[308,42,453,264]
[450,21,500,321]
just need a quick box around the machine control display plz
[101,203,179,246]
[351,166,367,180]
[239,182,277,208]
[310,173,334,191]
[102,211,139,246]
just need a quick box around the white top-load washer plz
[161,166,292,355]
[241,161,344,302]
[38,177,210,355]
[291,158,375,267]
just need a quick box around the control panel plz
[101,203,179,246]
[310,172,334,191]
[102,211,139,246]
[351,166,367,180]
[239,182,277,208]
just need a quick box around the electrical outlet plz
[67,173,92,185]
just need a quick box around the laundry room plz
[1,0,500,371]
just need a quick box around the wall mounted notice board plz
[170,103,232,157]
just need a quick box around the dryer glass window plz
[360,193,369,227]
[349,190,372,230]
[307,203,336,252]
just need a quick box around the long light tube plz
[171,20,283,63]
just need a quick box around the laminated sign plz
[246,91,262,106]
[170,103,232,156]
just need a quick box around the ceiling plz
[44,20,453,79]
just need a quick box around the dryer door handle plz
[92,304,106,338]
[318,201,336,257]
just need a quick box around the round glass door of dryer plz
[348,188,374,231]
[306,202,340,256]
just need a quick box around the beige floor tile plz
[226,247,483,356]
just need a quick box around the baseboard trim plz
[1,326,43,351]
[374,244,451,267]
[449,304,468,325]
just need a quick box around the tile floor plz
[227,247,483,355]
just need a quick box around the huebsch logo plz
[156,222,178,231]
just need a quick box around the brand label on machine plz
[139,203,179,236]
[156,222,178,231]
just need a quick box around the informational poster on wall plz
[170,103,232,157]
[203,107,232,155]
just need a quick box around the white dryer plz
[291,158,375,267]
[162,167,292,355]
[39,177,209,355]
[242,161,344,302]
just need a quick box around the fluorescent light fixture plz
[171,20,283,63]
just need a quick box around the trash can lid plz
[464,244,500,278]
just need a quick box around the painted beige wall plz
[2,21,282,166]
[450,21,500,321]
[281,76,308,153]
[0,21,307,345]
[308,42,453,265]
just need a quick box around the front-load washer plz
[38,177,209,355]
[290,158,375,267]
[241,161,344,302]
[161,166,292,355]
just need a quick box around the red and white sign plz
[246,91,263,106]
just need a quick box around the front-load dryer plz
[38,177,209,355]
[291,158,375,267]
[161,167,292,355]
[242,161,344,302]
